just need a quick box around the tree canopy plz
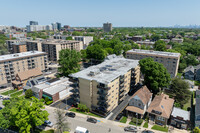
[167,77,191,109]
[58,49,81,76]
[153,40,166,51]
[86,44,107,61]
[0,97,49,133]
[139,58,171,94]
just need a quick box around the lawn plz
[151,125,168,132]
[195,81,200,86]
[40,129,54,133]
[10,90,23,97]
[129,118,143,126]
[69,108,102,118]
[119,116,127,123]
[183,97,191,111]
[1,90,17,95]
[143,121,148,128]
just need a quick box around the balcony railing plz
[97,85,111,90]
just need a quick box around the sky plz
[0,0,200,27]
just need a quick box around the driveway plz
[50,97,74,110]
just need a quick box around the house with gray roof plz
[170,107,190,129]
[195,90,200,128]
[184,66,195,80]
[195,64,200,81]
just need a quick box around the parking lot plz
[50,96,74,110]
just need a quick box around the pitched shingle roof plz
[131,85,152,105]
[184,66,194,73]
[17,68,42,81]
[147,94,174,118]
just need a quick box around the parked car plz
[44,120,53,127]
[0,107,2,110]
[141,130,154,133]
[124,126,137,132]
[3,97,10,100]
[0,86,7,89]
[0,95,3,99]
[75,126,90,133]
[86,117,97,123]
[65,112,76,118]
[116,113,123,121]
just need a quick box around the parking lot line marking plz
[119,125,124,127]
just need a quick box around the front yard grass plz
[69,108,102,118]
[183,97,191,111]
[10,90,23,97]
[119,116,127,123]
[129,118,143,126]
[1,90,17,95]
[151,125,168,132]
[143,121,148,128]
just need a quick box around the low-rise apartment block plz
[70,55,140,116]
[26,39,43,52]
[72,36,93,49]
[12,42,27,53]
[0,51,48,85]
[126,49,181,77]
[171,38,184,43]
[41,39,83,62]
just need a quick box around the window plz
[138,103,141,107]
[157,116,165,121]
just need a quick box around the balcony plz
[97,85,111,90]
[97,101,110,108]
[120,90,126,96]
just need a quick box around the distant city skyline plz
[0,0,200,27]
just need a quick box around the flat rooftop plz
[0,51,46,62]
[127,49,181,58]
[34,77,73,95]
[70,55,139,84]
[172,107,190,121]
[42,39,80,45]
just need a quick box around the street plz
[46,106,130,133]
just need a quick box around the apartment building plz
[12,42,27,53]
[6,38,30,53]
[41,39,83,62]
[26,39,43,52]
[103,22,112,32]
[72,36,93,49]
[126,49,181,77]
[70,55,140,116]
[0,51,48,85]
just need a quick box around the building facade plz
[12,43,27,53]
[41,39,83,62]
[195,90,200,128]
[103,22,112,32]
[30,21,38,25]
[72,36,93,49]
[126,49,181,77]
[0,51,48,85]
[26,40,43,52]
[70,55,140,116]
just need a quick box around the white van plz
[75,126,90,133]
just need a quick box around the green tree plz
[54,109,70,133]
[185,55,199,66]
[167,77,191,108]
[58,49,81,76]
[193,127,200,133]
[80,49,87,61]
[105,48,114,55]
[123,44,132,56]
[86,44,107,61]
[0,97,49,133]
[153,40,166,51]
[25,89,33,99]
[66,36,73,40]
[139,58,171,94]
[113,44,123,55]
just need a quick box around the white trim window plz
[157,116,165,121]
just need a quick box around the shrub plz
[40,98,45,102]
[25,89,33,98]
[77,103,89,112]
[46,101,53,105]
[132,117,143,125]
[45,97,49,102]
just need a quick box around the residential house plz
[12,68,43,89]
[195,90,200,128]
[147,94,174,125]
[184,66,195,80]
[195,65,200,81]
[170,107,190,129]
[126,85,152,119]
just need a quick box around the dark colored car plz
[116,113,123,121]
[3,97,10,100]
[0,107,2,110]
[86,117,97,123]
[65,112,76,118]
[124,126,137,132]
[141,130,155,133]
[0,86,7,89]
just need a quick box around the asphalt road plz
[46,106,128,133]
